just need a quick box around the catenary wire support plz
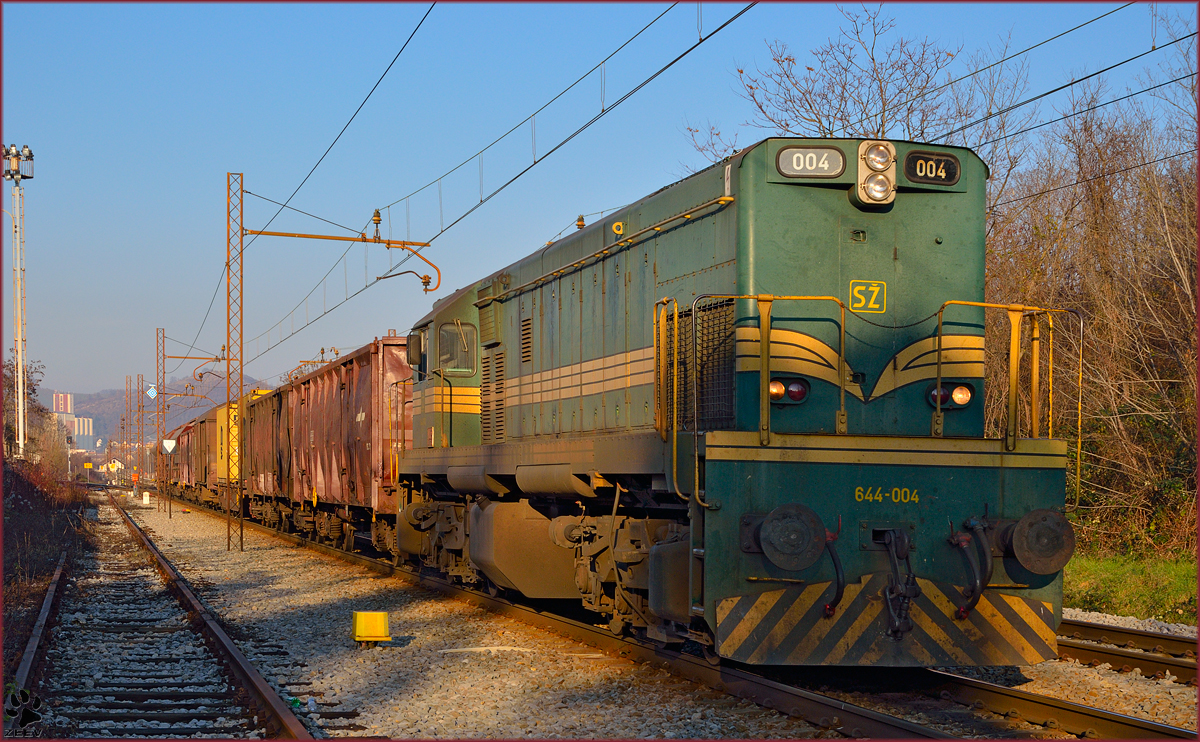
[226,172,245,552]
[125,376,132,485]
[136,373,145,492]
[157,327,170,518]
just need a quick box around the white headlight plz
[863,173,892,201]
[865,143,891,171]
[952,385,973,405]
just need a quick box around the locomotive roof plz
[409,136,984,330]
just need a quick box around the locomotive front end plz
[679,138,1078,666]
[702,432,1073,666]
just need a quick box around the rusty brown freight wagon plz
[240,333,414,547]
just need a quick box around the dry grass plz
[3,461,94,682]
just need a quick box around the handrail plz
[477,194,736,308]
[653,298,687,504]
[934,301,1084,509]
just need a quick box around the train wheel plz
[481,577,502,598]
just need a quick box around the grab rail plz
[934,301,1084,508]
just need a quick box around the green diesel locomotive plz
[169,136,1080,668]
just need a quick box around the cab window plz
[439,321,477,377]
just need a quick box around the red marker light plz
[787,380,809,401]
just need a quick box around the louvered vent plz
[479,302,497,346]
[480,354,493,443]
[481,351,506,444]
[520,318,533,365]
[493,352,506,441]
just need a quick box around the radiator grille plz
[662,299,736,431]
[695,298,736,430]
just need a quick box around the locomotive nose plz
[1003,508,1076,575]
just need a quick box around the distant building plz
[52,392,73,414]
[73,417,97,450]
[50,392,100,450]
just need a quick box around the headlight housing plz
[865,143,891,171]
[851,141,897,208]
[864,173,892,201]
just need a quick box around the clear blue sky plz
[3,2,1194,407]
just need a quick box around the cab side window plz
[439,321,477,377]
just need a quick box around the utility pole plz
[136,373,145,496]
[157,328,167,515]
[4,145,33,458]
[227,173,244,552]
[125,375,132,486]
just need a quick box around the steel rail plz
[107,493,312,739]
[167,497,950,739]
[13,552,68,690]
[923,668,1195,739]
[1060,618,1198,659]
[157,494,1198,739]
[1057,638,1196,684]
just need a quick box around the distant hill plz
[62,374,260,444]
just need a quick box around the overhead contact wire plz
[379,3,679,212]
[989,148,1196,209]
[977,72,1197,147]
[170,5,433,377]
[247,3,755,364]
[247,3,677,356]
[937,32,1196,141]
[835,3,1136,138]
[380,2,758,280]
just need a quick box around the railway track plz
[146,493,1196,739]
[19,494,310,739]
[1056,619,1196,684]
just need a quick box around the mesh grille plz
[662,310,694,431]
[695,298,736,429]
[661,299,736,432]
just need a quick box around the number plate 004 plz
[776,146,846,178]
[903,151,960,185]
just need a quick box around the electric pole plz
[136,373,145,495]
[227,173,244,552]
[4,145,33,458]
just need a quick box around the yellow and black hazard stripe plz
[715,574,1057,666]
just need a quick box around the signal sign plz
[146,385,158,399]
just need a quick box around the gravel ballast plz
[127,499,824,739]
[126,497,1196,737]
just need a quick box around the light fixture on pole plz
[4,144,33,458]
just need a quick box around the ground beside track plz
[124,498,833,739]
[124,494,1197,737]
